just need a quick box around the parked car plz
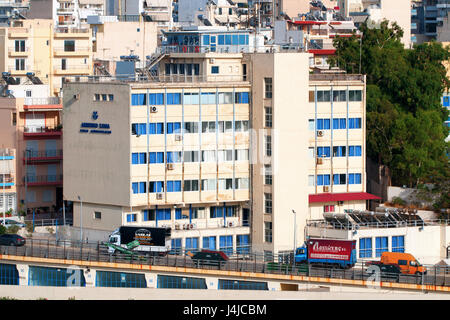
[0,219,26,228]
[0,234,26,246]
[378,264,402,282]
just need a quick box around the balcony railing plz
[63,74,249,84]
[309,74,364,82]
[24,126,61,134]
[24,97,61,106]
[55,27,89,34]
[24,149,63,161]
[24,174,63,186]
[0,149,14,158]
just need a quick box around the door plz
[243,208,250,226]
[25,113,45,133]
[47,164,57,182]
[45,140,57,157]
[26,165,36,183]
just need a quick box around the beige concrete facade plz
[0,19,93,97]
[91,21,159,62]
[63,53,252,251]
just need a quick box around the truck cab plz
[294,246,308,264]
[380,252,427,275]
[107,229,121,254]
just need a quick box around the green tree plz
[329,20,450,189]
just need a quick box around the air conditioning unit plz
[209,58,215,64]
[166,163,174,170]
[316,158,323,165]
[156,193,163,200]
[189,223,194,229]
[175,224,180,230]
[175,134,182,141]
[323,186,329,192]
[150,106,158,113]
[337,201,344,205]
[317,130,324,137]
[73,93,80,100]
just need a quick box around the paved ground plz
[0,285,449,300]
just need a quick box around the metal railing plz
[23,174,63,184]
[307,219,450,231]
[23,126,61,133]
[1,239,449,289]
[309,74,365,82]
[55,27,89,34]
[63,74,249,84]
[24,149,63,159]
[23,218,73,227]
[24,97,61,106]
[0,149,14,157]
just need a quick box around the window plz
[218,92,233,104]
[201,150,216,162]
[201,179,216,191]
[317,146,330,158]
[359,238,372,258]
[392,236,405,253]
[184,179,199,191]
[348,146,362,157]
[166,180,181,192]
[317,90,331,102]
[211,66,219,74]
[308,119,315,131]
[348,118,362,129]
[333,118,347,129]
[317,174,331,186]
[126,214,137,223]
[12,112,16,126]
[184,122,199,134]
[349,90,362,101]
[265,135,271,156]
[166,93,181,105]
[131,152,147,165]
[185,237,199,253]
[149,93,164,105]
[235,92,249,104]
[202,121,216,133]
[171,239,182,254]
[264,78,272,99]
[236,235,250,254]
[94,212,101,220]
[348,173,362,185]
[264,193,272,214]
[149,181,164,193]
[375,237,388,257]
[333,173,346,185]
[235,149,249,161]
[149,152,164,164]
[156,208,171,220]
[64,40,75,52]
[264,222,272,243]
[235,177,249,189]
[61,58,67,70]
[142,210,155,221]
[15,40,25,52]
[265,107,272,128]
[175,208,182,220]
[218,150,233,162]
[131,93,146,105]
[15,58,25,71]
[316,118,331,130]
[333,90,347,102]
[264,165,272,185]
[308,175,315,186]
[219,236,233,256]
[203,236,216,250]
[333,146,346,157]
[183,150,199,163]
[218,178,233,191]
[324,205,335,212]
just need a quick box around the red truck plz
[294,238,357,269]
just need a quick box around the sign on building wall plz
[79,111,111,134]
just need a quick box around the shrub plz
[46,227,54,234]
[391,197,406,207]
[25,221,34,234]
[6,225,19,234]
[0,224,6,235]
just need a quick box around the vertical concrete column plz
[16,264,29,286]
[84,269,95,287]
[145,273,158,288]
[205,276,218,289]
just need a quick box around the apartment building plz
[0,19,93,97]
[63,32,252,253]
[248,55,378,254]
[0,84,63,214]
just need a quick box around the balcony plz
[7,65,31,75]
[8,47,29,57]
[0,176,14,188]
[8,28,29,38]
[0,149,14,160]
[24,174,63,186]
[23,97,62,111]
[53,46,91,57]
[54,28,90,38]
[53,64,91,75]
[23,126,62,139]
[24,150,63,164]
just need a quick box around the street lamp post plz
[78,195,82,243]
[292,209,297,252]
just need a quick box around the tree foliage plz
[329,20,450,190]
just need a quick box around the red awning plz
[309,192,381,203]
[308,49,336,55]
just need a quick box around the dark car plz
[379,264,401,282]
[189,250,229,268]
[0,234,26,246]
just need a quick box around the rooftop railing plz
[306,219,450,231]
[309,73,365,82]
[24,97,61,106]
[63,74,249,84]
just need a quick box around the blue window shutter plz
[167,122,173,134]
[324,147,330,158]
[242,92,249,103]
[317,119,323,130]
[131,153,139,164]
[138,123,146,135]
[340,118,346,129]
[349,146,354,157]
[324,175,330,186]
[157,93,164,105]
[139,152,146,164]
[149,93,156,105]
[139,182,146,193]
[333,118,339,129]
[167,181,173,192]
[167,93,173,105]
[317,175,323,186]
[149,152,156,164]
[333,174,339,185]
[174,122,181,133]
[356,174,361,184]
[356,146,362,156]
[149,123,156,134]
[157,123,164,134]
[348,174,355,184]
[324,119,330,130]
[167,152,173,163]
[132,182,138,194]
[349,118,354,129]
[175,208,182,219]
[131,94,139,105]
[175,180,181,192]
[157,152,164,163]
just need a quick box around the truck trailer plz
[294,238,357,269]
[106,226,171,255]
